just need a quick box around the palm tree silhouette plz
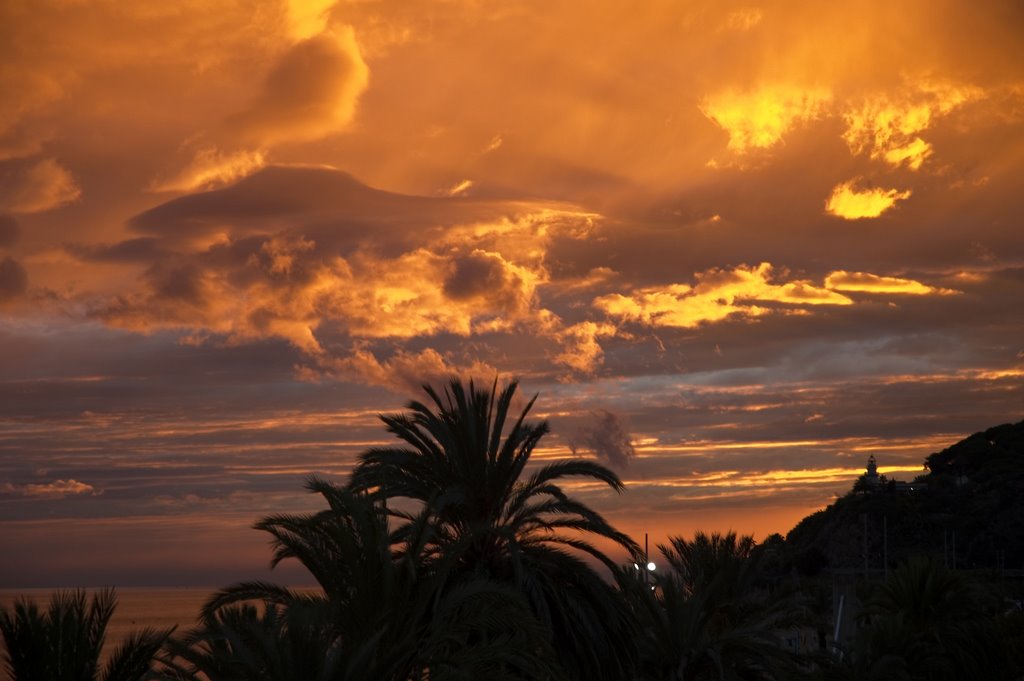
[0,588,171,681]
[347,378,642,681]
[157,600,343,681]
[626,531,805,681]
[838,557,1010,680]
[661,530,757,597]
[174,480,560,680]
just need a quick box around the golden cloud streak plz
[445,179,474,196]
[824,271,958,295]
[975,367,1024,380]
[875,367,1024,384]
[2,479,97,498]
[825,180,910,219]
[628,431,961,459]
[636,439,833,453]
[152,148,267,193]
[594,263,851,329]
[663,465,923,489]
[561,465,924,496]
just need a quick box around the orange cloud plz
[226,28,369,147]
[445,179,474,196]
[0,158,80,213]
[976,367,1024,381]
[594,263,852,329]
[0,1,306,173]
[89,165,636,386]
[152,24,369,193]
[97,195,603,374]
[700,85,832,154]
[0,70,63,159]
[825,271,958,295]
[285,0,336,40]
[722,8,763,31]
[316,346,500,395]
[2,479,97,498]
[545,266,618,295]
[553,321,618,375]
[332,246,545,339]
[842,80,982,170]
[825,180,910,219]
[152,148,267,193]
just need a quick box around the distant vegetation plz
[2,380,1022,680]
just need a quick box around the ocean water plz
[0,587,213,679]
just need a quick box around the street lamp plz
[638,533,656,587]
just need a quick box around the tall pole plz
[883,515,888,577]
[644,532,649,585]
[862,514,869,579]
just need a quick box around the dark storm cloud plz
[569,409,637,470]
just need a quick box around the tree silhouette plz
[843,557,1009,680]
[0,588,171,681]
[627,531,806,681]
[347,378,641,681]
[171,480,559,680]
[661,530,757,597]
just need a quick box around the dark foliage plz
[347,378,641,681]
[160,482,560,680]
[0,588,171,681]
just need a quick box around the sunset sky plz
[2,0,1023,587]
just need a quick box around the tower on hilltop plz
[865,455,881,487]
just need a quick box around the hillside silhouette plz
[787,419,1024,575]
